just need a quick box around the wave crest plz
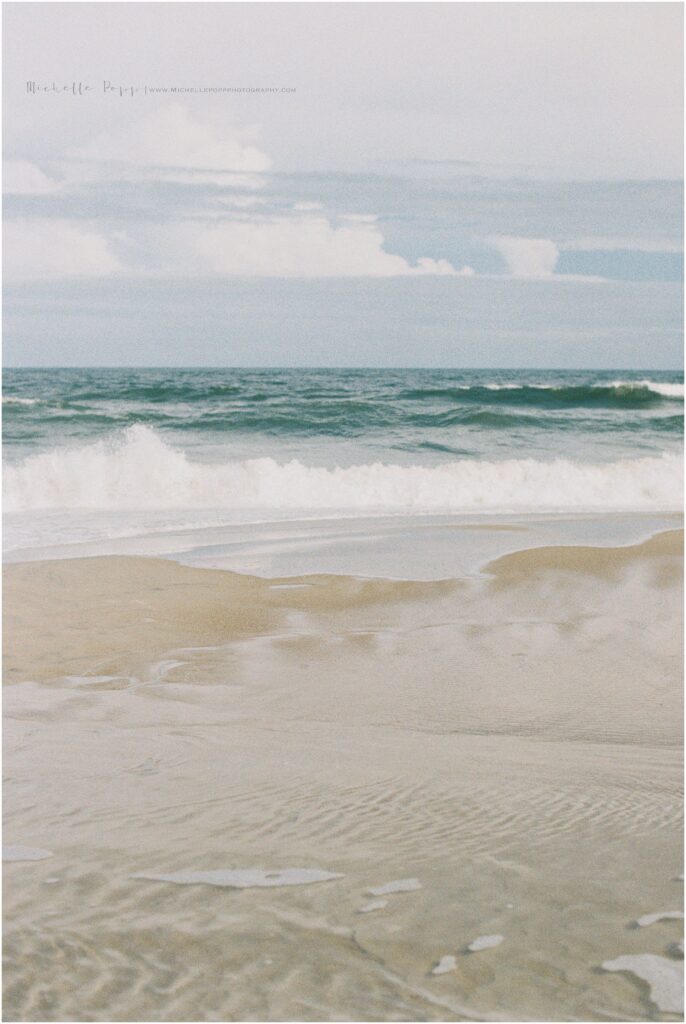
[4,425,682,514]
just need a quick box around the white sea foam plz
[2,396,41,405]
[368,878,422,896]
[481,380,684,397]
[133,868,343,888]
[4,425,682,515]
[636,910,684,927]
[431,955,457,975]
[468,934,504,952]
[602,954,684,1014]
[3,845,53,861]
[357,900,388,914]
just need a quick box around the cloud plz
[560,236,683,254]
[3,160,60,195]
[217,196,268,209]
[488,235,559,278]
[66,103,271,184]
[186,214,472,277]
[4,106,475,279]
[3,219,122,280]
[3,210,473,280]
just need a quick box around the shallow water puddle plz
[133,868,343,888]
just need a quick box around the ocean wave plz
[399,382,684,407]
[4,425,682,514]
[2,396,41,406]
[607,380,684,399]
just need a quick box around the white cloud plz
[560,236,683,254]
[489,235,559,278]
[5,106,476,280]
[3,210,474,280]
[186,214,472,277]
[217,195,268,209]
[4,219,122,280]
[67,104,271,184]
[3,160,60,195]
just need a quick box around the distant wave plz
[607,380,684,399]
[399,382,684,408]
[4,382,683,440]
[4,425,682,514]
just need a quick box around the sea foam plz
[431,955,457,975]
[4,424,682,514]
[602,954,684,1014]
[468,934,504,952]
[635,910,684,927]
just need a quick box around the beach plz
[4,1,684,1017]
[4,527,683,1021]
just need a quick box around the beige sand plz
[3,532,683,1021]
[3,555,451,684]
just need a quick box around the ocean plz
[3,366,683,568]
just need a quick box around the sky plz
[2,2,684,368]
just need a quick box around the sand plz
[3,529,683,1021]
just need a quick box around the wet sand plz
[3,531,683,1021]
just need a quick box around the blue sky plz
[3,2,683,367]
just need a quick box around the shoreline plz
[4,527,683,687]
[4,508,683,581]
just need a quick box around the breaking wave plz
[399,381,684,407]
[4,425,682,514]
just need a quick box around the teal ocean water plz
[3,367,683,559]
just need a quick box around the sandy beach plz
[4,3,684,1019]
[3,529,683,1021]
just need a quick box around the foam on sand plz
[431,955,457,976]
[635,910,684,927]
[3,845,53,862]
[602,954,684,1014]
[357,900,388,914]
[468,934,504,952]
[368,878,422,896]
[133,868,343,889]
